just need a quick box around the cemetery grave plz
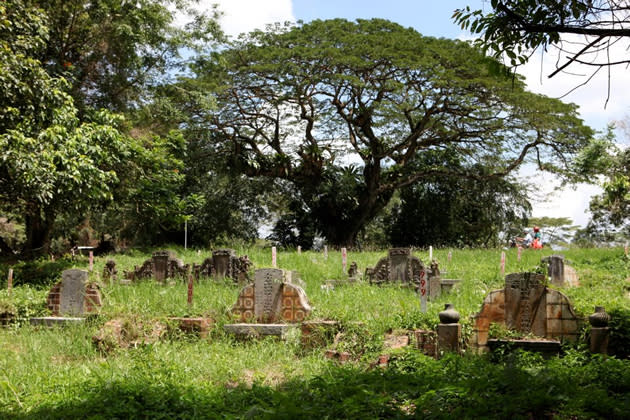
[0,246,628,418]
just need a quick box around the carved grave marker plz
[232,268,311,323]
[471,272,581,352]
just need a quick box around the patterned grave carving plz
[231,268,312,323]
[127,251,189,282]
[46,269,102,316]
[193,249,252,283]
[471,272,581,352]
[365,248,427,287]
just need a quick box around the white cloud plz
[511,36,630,227]
[211,0,295,37]
[516,37,630,131]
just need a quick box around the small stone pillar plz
[437,303,461,354]
[588,306,610,354]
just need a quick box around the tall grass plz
[0,246,628,418]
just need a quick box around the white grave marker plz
[341,247,347,272]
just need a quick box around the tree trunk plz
[23,204,55,258]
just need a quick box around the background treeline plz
[1,1,628,258]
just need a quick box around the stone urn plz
[438,303,460,324]
[588,306,610,328]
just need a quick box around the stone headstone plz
[366,248,425,287]
[102,260,117,282]
[152,251,171,282]
[59,269,88,315]
[213,249,235,278]
[388,248,411,282]
[193,249,252,283]
[45,269,102,316]
[232,268,312,323]
[543,254,579,287]
[471,272,581,353]
[504,272,547,335]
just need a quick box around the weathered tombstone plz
[31,269,102,326]
[470,272,581,353]
[58,269,89,316]
[193,249,252,283]
[348,261,358,281]
[128,250,189,282]
[152,251,170,282]
[366,248,425,287]
[102,260,117,282]
[230,268,312,323]
[542,254,579,287]
[213,249,233,278]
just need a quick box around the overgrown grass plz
[0,246,628,418]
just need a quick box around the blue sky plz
[293,0,479,38]
[207,0,629,227]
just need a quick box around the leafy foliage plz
[198,18,593,246]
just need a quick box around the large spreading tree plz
[193,18,593,246]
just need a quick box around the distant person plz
[523,231,533,247]
[532,226,543,249]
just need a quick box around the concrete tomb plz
[471,272,581,353]
[365,248,459,297]
[193,249,252,283]
[31,269,102,326]
[127,250,189,282]
[226,268,312,338]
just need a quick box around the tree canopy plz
[0,0,222,256]
[193,18,593,246]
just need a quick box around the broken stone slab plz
[30,316,85,327]
[223,323,298,339]
[166,317,214,338]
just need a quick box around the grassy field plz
[0,246,629,419]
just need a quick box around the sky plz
[203,0,630,227]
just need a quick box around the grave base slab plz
[224,323,298,339]
[30,317,85,327]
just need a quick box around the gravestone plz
[542,255,579,287]
[193,249,252,283]
[471,272,581,352]
[365,248,425,287]
[231,268,311,323]
[128,251,189,282]
[102,260,117,282]
[153,251,170,282]
[41,269,102,317]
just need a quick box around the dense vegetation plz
[3,1,623,256]
[0,246,628,418]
